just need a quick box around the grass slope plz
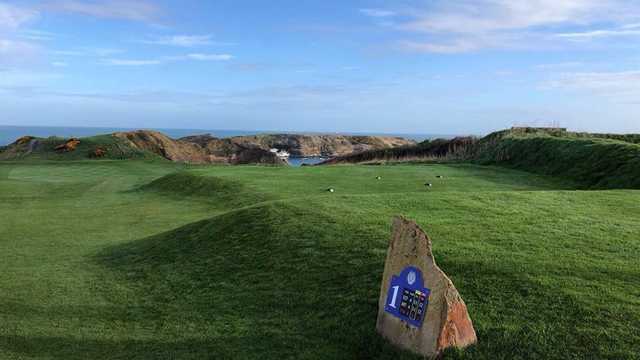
[0,161,639,359]
[0,135,158,161]
[477,134,640,189]
[138,172,272,208]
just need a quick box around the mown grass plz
[0,161,638,359]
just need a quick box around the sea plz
[0,125,451,166]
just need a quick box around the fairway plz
[1,161,639,359]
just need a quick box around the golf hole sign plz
[376,216,477,358]
[384,266,430,328]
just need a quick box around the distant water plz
[287,157,329,167]
[0,125,450,147]
[0,126,260,146]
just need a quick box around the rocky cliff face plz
[226,134,416,157]
[114,131,286,165]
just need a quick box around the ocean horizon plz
[0,125,454,147]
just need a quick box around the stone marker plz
[376,216,477,358]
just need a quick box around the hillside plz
[0,130,414,164]
[0,134,156,161]
[323,128,640,189]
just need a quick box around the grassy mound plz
[98,201,410,359]
[0,134,158,161]
[139,172,271,208]
[476,135,640,189]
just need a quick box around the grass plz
[476,134,640,189]
[0,160,639,359]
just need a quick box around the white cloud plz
[557,28,640,40]
[399,39,482,54]
[141,35,222,47]
[103,53,234,66]
[51,61,67,67]
[376,0,640,53]
[0,68,63,87]
[185,53,233,61]
[544,70,640,102]
[18,29,56,41]
[400,1,617,34]
[45,0,161,22]
[0,38,33,53]
[622,23,640,29]
[0,38,39,61]
[0,3,38,29]
[360,8,396,18]
[0,4,42,63]
[103,59,162,66]
[535,62,584,70]
[52,48,123,57]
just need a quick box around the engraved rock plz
[376,216,477,358]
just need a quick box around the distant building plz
[511,126,567,132]
[270,148,290,158]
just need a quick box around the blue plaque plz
[384,266,431,328]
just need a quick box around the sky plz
[0,0,639,135]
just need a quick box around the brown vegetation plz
[54,138,81,152]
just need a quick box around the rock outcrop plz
[114,131,210,163]
[114,130,286,165]
[0,136,40,160]
[227,134,416,157]
[91,147,106,158]
[54,138,81,152]
[15,136,35,145]
[377,216,477,358]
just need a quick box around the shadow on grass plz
[0,334,276,360]
[86,201,421,359]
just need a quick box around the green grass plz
[0,161,639,359]
[476,134,640,189]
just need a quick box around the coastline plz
[0,125,453,146]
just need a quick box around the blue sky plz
[1,0,639,135]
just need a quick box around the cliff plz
[114,131,286,165]
[225,134,416,157]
